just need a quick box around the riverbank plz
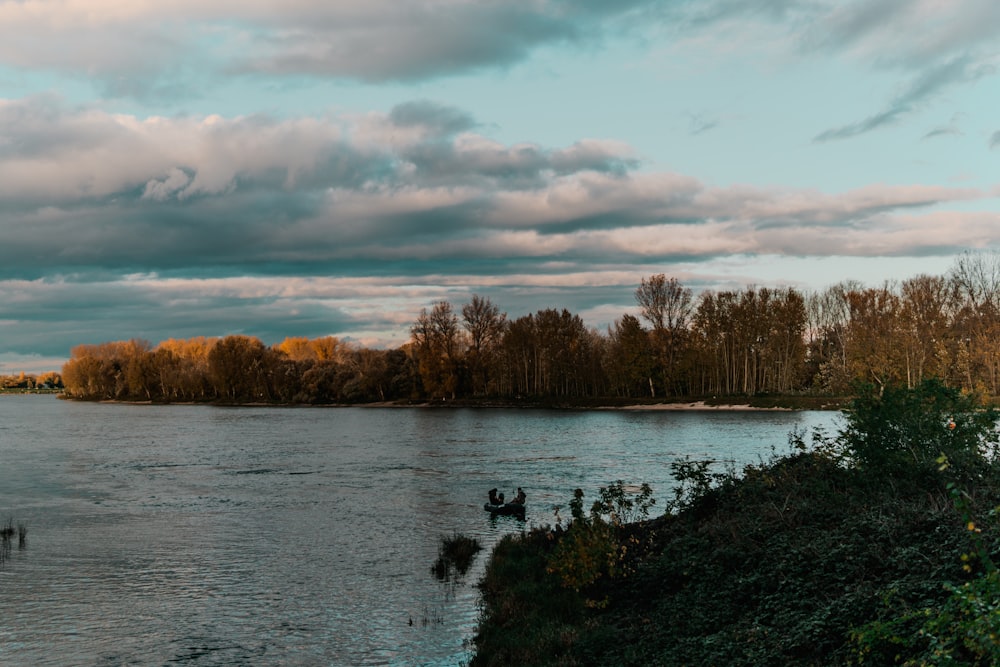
[470,381,1000,666]
[471,452,1000,666]
[55,393,851,411]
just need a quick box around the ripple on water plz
[0,399,837,666]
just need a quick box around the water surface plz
[0,397,838,665]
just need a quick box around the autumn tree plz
[689,287,807,396]
[207,335,274,402]
[62,339,153,400]
[411,301,463,399]
[843,283,904,390]
[154,337,216,400]
[804,283,858,392]
[949,251,1000,394]
[275,336,317,362]
[898,274,955,388]
[310,336,344,363]
[635,274,693,396]
[497,308,604,398]
[462,295,507,396]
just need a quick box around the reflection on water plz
[0,397,837,666]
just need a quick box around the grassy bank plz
[472,380,1000,666]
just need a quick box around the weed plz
[431,533,482,581]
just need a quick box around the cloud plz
[814,55,994,142]
[0,94,997,364]
[655,1,1000,142]
[805,0,1000,68]
[0,1,657,92]
[921,114,964,141]
[687,112,721,136]
[0,96,991,284]
[388,101,477,136]
[802,1,1000,141]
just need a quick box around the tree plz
[607,314,655,397]
[635,275,692,396]
[805,282,860,393]
[274,336,316,362]
[207,335,273,402]
[843,283,903,390]
[898,274,955,388]
[462,295,507,396]
[411,301,463,399]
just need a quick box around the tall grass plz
[431,533,483,581]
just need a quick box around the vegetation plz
[59,252,1000,405]
[431,533,483,581]
[471,379,1000,665]
[0,517,27,566]
[0,371,62,393]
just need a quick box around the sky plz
[1,0,999,374]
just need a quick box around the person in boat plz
[498,492,505,505]
[511,487,526,505]
[488,488,500,505]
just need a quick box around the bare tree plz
[635,275,693,395]
[462,295,507,396]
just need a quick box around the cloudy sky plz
[1,0,999,373]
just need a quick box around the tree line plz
[1,371,63,390]
[60,252,1000,404]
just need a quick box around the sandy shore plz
[614,401,791,411]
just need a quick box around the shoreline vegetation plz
[56,264,1000,408]
[470,379,1000,666]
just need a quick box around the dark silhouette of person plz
[488,488,500,505]
[498,492,505,505]
[513,487,526,505]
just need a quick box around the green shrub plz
[838,379,999,473]
[546,483,656,602]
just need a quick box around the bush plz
[546,483,656,603]
[837,379,999,474]
[473,380,1000,665]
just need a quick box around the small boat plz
[484,502,526,518]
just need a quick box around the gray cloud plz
[0,1,658,92]
[804,0,1000,68]
[657,1,1000,143]
[0,98,985,287]
[0,95,995,368]
[814,56,994,142]
[389,101,477,135]
[921,114,965,141]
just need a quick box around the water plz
[0,396,839,666]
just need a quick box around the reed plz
[0,517,13,540]
[0,516,27,552]
[431,533,483,580]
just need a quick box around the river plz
[0,396,839,666]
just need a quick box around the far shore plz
[612,401,791,411]
[48,394,848,411]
